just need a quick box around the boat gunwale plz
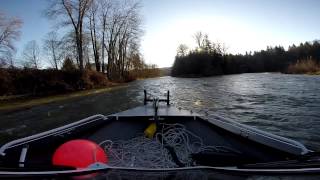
[0,165,319,177]
[0,114,108,156]
[203,114,310,155]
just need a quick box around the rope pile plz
[99,123,239,168]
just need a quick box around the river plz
[0,73,320,151]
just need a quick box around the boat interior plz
[0,114,299,171]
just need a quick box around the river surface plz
[1,73,320,151]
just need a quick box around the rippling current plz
[1,73,320,151]
[140,73,320,150]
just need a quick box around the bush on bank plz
[0,68,110,96]
[286,58,320,75]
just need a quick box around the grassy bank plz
[0,66,169,112]
[286,58,320,75]
[0,84,127,112]
[0,68,126,111]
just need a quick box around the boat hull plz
[0,105,318,178]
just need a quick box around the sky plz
[1,0,320,67]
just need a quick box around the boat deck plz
[83,116,294,166]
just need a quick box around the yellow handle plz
[144,123,157,139]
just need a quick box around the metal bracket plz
[144,90,170,106]
[19,146,28,168]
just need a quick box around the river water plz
[1,73,320,151]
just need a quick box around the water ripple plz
[135,73,320,151]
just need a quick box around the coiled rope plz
[99,123,240,168]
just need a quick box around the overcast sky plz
[1,0,320,67]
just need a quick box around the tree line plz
[0,11,22,67]
[172,31,320,77]
[1,0,159,82]
[0,0,163,96]
[45,0,152,81]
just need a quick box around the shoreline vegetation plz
[0,0,168,110]
[286,58,320,75]
[0,66,164,97]
[0,68,168,111]
[0,66,167,108]
[172,32,320,77]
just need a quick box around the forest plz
[0,0,162,96]
[172,32,320,77]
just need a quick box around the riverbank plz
[0,68,113,97]
[0,83,127,112]
[286,58,320,75]
[0,67,170,112]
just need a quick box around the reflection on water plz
[0,73,320,151]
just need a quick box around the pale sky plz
[141,0,320,67]
[1,0,320,67]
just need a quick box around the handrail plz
[0,165,319,177]
[144,90,170,106]
[205,114,310,155]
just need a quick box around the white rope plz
[99,123,240,168]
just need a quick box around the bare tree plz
[0,12,22,65]
[193,32,219,53]
[194,31,204,50]
[219,42,229,55]
[104,1,122,79]
[45,0,144,79]
[104,0,143,80]
[177,44,188,57]
[202,34,213,52]
[98,0,112,74]
[46,0,93,71]
[0,51,14,68]
[88,0,100,71]
[82,33,91,69]
[23,40,41,69]
[0,58,5,67]
[61,31,79,67]
[43,31,63,70]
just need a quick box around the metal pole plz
[144,90,147,105]
[167,90,170,106]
